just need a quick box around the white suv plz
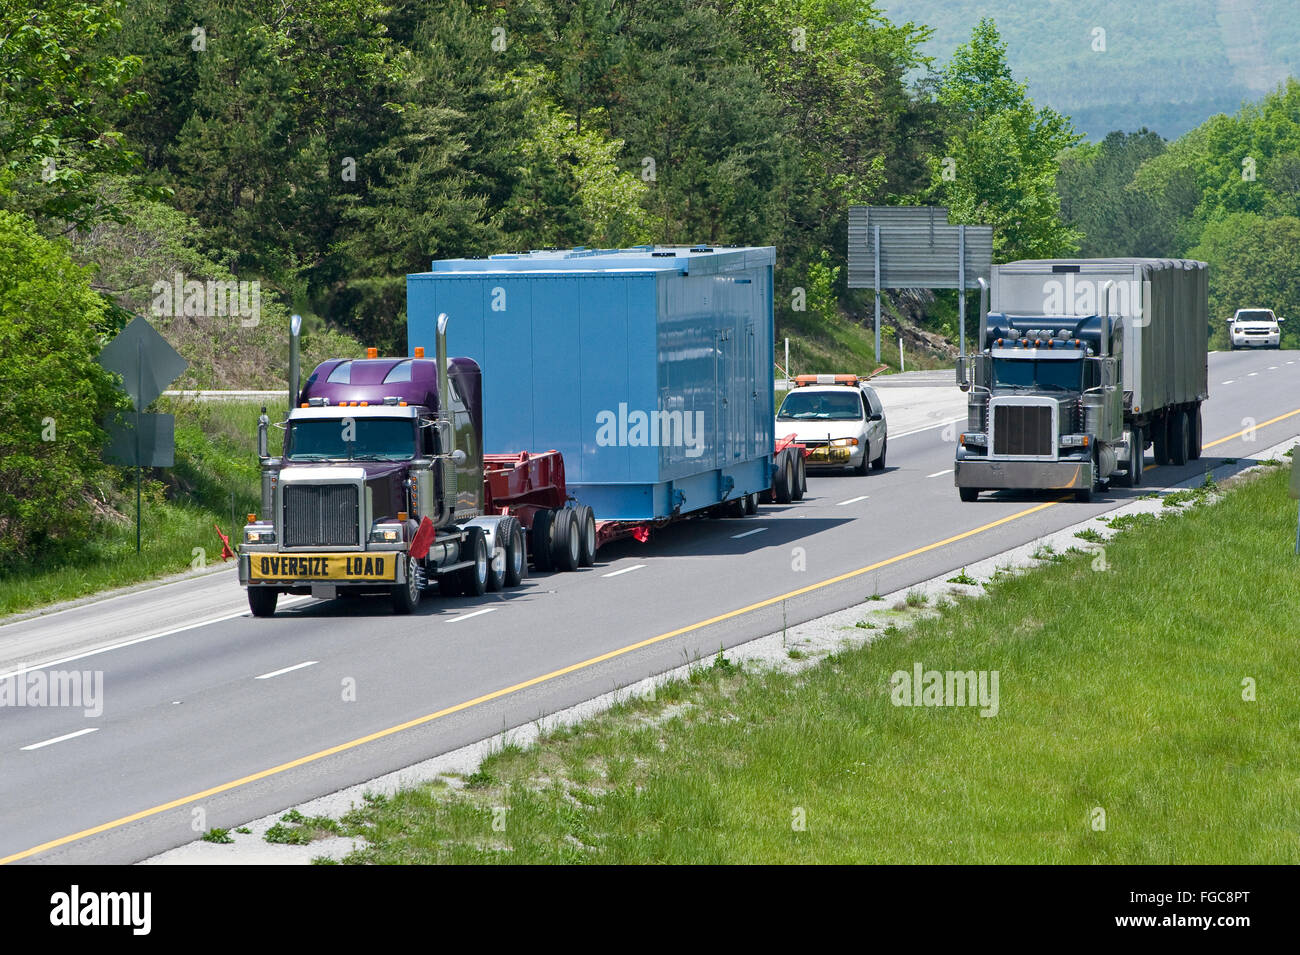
[1229,308,1282,349]
[776,375,888,475]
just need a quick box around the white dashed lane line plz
[255,660,318,680]
[927,469,953,478]
[836,495,869,506]
[445,608,495,624]
[731,527,768,540]
[602,564,645,578]
[21,728,99,752]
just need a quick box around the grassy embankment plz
[307,461,1298,863]
[0,400,279,616]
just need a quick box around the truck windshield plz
[287,418,415,461]
[992,358,1082,392]
[778,391,863,420]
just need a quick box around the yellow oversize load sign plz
[250,554,395,582]
[807,446,851,464]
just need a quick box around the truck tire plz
[1170,409,1190,466]
[793,455,806,500]
[1189,404,1203,460]
[391,555,422,613]
[576,506,597,567]
[486,528,508,592]
[959,487,980,502]
[743,491,759,515]
[551,508,581,572]
[774,452,793,504]
[530,509,555,571]
[454,528,490,597]
[1153,413,1170,466]
[248,587,278,617]
[1125,426,1144,487]
[871,436,887,470]
[499,517,526,587]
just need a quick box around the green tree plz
[0,210,125,564]
[1189,212,1300,349]
[926,18,1082,260]
[1058,129,1171,256]
[0,0,145,230]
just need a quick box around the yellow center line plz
[1202,407,1300,450]
[10,406,1300,864]
[2,497,1063,864]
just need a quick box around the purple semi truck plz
[237,314,576,616]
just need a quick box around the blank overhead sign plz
[847,206,992,290]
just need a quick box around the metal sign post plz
[847,207,993,366]
[97,317,188,554]
[873,223,882,361]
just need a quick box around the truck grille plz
[283,484,359,547]
[993,405,1053,456]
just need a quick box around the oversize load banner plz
[249,554,395,581]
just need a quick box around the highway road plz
[2,350,1297,864]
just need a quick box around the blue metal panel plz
[408,246,776,522]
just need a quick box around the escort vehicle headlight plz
[369,523,404,543]
[830,437,859,447]
[244,525,275,544]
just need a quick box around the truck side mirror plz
[955,356,969,392]
[451,449,467,464]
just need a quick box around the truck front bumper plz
[239,551,404,587]
[954,457,1093,491]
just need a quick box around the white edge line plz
[445,608,496,624]
[836,495,869,506]
[731,527,768,539]
[21,727,99,751]
[601,564,646,578]
[255,660,318,680]
[0,596,312,683]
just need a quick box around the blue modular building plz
[407,246,776,521]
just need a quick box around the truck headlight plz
[369,523,404,543]
[244,525,275,544]
[830,437,859,447]
[960,433,986,447]
[1060,434,1090,448]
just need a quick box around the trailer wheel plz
[248,587,278,617]
[743,492,759,515]
[1189,404,1203,460]
[1169,409,1190,466]
[551,508,581,572]
[499,517,526,587]
[1124,426,1144,487]
[1152,413,1170,466]
[959,487,980,502]
[576,506,597,567]
[531,509,555,571]
[774,452,793,504]
[391,555,422,613]
[793,455,806,500]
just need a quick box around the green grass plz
[331,465,1299,864]
[0,399,277,617]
